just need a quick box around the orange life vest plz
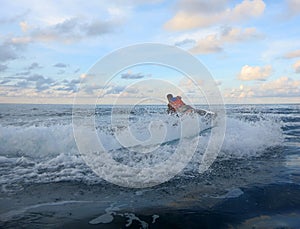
[169,97,185,110]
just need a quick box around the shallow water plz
[0,103,299,228]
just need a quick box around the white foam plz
[0,113,284,188]
[89,213,114,224]
[216,188,244,199]
[0,124,77,158]
[221,117,284,158]
[124,213,148,228]
[0,200,94,222]
[152,214,159,224]
[89,205,155,228]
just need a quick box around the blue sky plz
[0,0,299,104]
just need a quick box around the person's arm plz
[167,103,176,114]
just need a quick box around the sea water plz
[0,103,299,228]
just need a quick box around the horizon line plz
[0,102,299,106]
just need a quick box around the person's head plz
[166,94,173,101]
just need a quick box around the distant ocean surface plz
[0,103,299,228]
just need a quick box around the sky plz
[0,0,300,104]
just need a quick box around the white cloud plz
[1,0,133,47]
[80,74,88,79]
[286,0,300,17]
[174,38,196,47]
[189,34,223,54]
[187,26,263,54]
[11,36,32,44]
[164,0,266,31]
[258,77,300,96]
[261,40,300,62]
[121,71,147,79]
[20,21,29,32]
[2,0,158,29]
[0,40,25,61]
[113,0,164,6]
[283,49,300,59]
[26,62,42,70]
[226,76,300,98]
[0,74,81,94]
[0,64,8,72]
[293,60,300,73]
[53,63,68,68]
[179,78,198,93]
[0,10,29,24]
[175,0,229,14]
[220,27,263,42]
[11,17,118,44]
[238,65,272,81]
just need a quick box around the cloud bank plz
[226,77,300,98]
[11,17,119,45]
[238,65,272,81]
[188,26,263,54]
[165,0,266,31]
[283,49,300,59]
[293,60,300,73]
[121,72,148,79]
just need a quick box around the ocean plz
[0,103,299,228]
